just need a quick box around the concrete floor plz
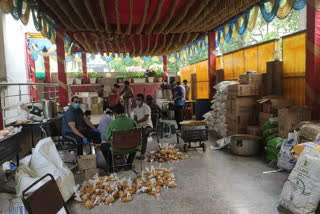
[67,132,292,214]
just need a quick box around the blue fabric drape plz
[11,0,23,20]
[238,12,250,35]
[293,0,306,10]
[260,0,280,22]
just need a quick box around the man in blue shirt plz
[171,81,185,130]
[62,96,101,154]
[97,109,114,140]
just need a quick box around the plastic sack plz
[265,137,284,162]
[263,117,278,130]
[214,81,238,92]
[292,142,320,159]
[266,134,276,142]
[280,147,320,214]
[15,137,75,202]
[277,131,298,171]
[211,137,230,150]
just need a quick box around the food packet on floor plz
[280,147,320,214]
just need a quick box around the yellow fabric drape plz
[247,6,259,31]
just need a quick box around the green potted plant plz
[88,71,100,84]
[145,69,156,83]
[73,71,83,84]
[155,69,163,82]
[126,66,146,83]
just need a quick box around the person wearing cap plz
[171,81,185,130]
[120,81,134,117]
[97,109,114,140]
[146,95,161,128]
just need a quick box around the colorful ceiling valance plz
[215,0,306,47]
[14,0,260,56]
[175,34,208,62]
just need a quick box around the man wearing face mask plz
[133,94,153,160]
[62,96,101,154]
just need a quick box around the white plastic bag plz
[277,131,298,171]
[15,137,75,202]
[280,147,320,214]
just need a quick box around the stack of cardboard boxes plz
[78,154,99,180]
[226,73,263,136]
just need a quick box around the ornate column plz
[56,29,68,106]
[208,32,216,99]
[82,53,88,84]
[306,0,320,119]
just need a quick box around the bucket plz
[195,99,211,120]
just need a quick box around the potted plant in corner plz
[73,71,83,84]
[88,71,100,84]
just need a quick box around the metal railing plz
[0,83,59,127]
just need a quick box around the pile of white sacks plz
[203,81,238,137]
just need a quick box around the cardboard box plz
[257,97,293,114]
[230,96,257,114]
[239,73,263,85]
[278,106,312,138]
[98,103,104,114]
[228,84,258,96]
[259,112,275,128]
[227,112,259,127]
[247,126,261,136]
[91,103,99,115]
[227,122,247,135]
[216,69,224,84]
[78,154,97,170]
[84,168,99,180]
[267,61,283,96]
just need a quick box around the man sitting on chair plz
[133,94,153,160]
[62,96,101,154]
[100,104,137,172]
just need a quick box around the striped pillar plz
[26,44,38,102]
[306,0,320,119]
[44,56,51,99]
[56,29,68,106]
[82,53,88,84]
[208,32,216,99]
[163,55,168,80]
[44,56,51,83]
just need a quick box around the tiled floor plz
[67,131,293,214]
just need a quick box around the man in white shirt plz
[133,93,153,159]
[97,109,114,141]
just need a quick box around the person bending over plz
[100,104,137,172]
[62,96,101,154]
[97,109,114,140]
[146,95,161,128]
[133,94,153,160]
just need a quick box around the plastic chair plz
[110,128,142,174]
[22,173,69,214]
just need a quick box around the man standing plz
[171,81,185,130]
[133,94,153,160]
[183,80,190,100]
[120,81,134,117]
[62,96,101,154]
[146,95,161,128]
[101,104,137,172]
[108,84,120,109]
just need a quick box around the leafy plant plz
[133,72,145,78]
[72,71,83,78]
[88,71,101,78]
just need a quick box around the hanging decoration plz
[215,0,306,48]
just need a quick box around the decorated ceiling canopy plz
[30,0,259,56]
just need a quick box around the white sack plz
[15,137,75,202]
[280,147,320,214]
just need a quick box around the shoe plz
[136,154,146,160]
